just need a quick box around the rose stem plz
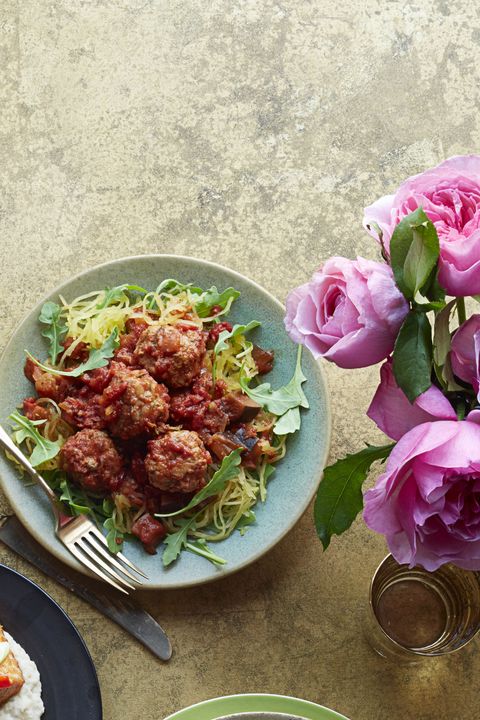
[456,297,466,326]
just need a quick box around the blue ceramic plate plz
[0,256,331,589]
[164,694,349,720]
[0,564,102,719]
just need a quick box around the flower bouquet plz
[285,155,480,572]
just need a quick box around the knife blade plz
[0,515,172,662]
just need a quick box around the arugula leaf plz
[390,207,440,301]
[259,463,276,501]
[185,539,226,566]
[96,284,147,309]
[26,329,119,378]
[273,406,301,435]
[39,301,67,364]
[155,279,203,296]
[103,517,124,553]
[214,321,261,354]
[162,516,197,567]
[195,287,240,318]
[9,411,62,467]
[237,510,256,535]
[241,345,309,417]
[314,444,394,550]
[156,448,243,519]
[392,310,433,402]
[59,478,91,515]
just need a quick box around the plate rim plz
[0,562,102,719]
[0,254,331,589]
[163,693,349,720]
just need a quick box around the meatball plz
[60,429,122,494]
[145,430,211,494]
[134,324,206,388]
[60,391,106,430]
[170,393,228,435]
[103,364,170,440]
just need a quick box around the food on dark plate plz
[0,626,44,718]
[0,626,23,706]
[8,280,308,567]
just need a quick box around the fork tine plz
[88,526,149,579]
[75,537,137,591]
[84,532,143,584]
[68,542,129,595]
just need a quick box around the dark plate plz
[0,564,102,719]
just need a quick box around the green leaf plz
[392,310,433,402]
[390,207,440,300]
[59,479,90,515]
[421,267,445,303]
[185,539,227,566]
[39,301,67,364]
[162,516,197,567]
[214,321,261,354]
[195,287,240,318]
[96,284,147,309]
[432,299,464,392]
[241,345,309,417]
[9,411,62,467]
[26,329,119,378]
[103,517,124,554]
[314,444,394,550]
[237,510,256,534]
[433,299,456,369]
[155,279,203,296]
[156,448,243,519]
[273,406,301,435]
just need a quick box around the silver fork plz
[0,425,148,594]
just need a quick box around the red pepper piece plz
[0,676,12,688]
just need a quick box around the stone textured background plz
[1,1,479,718]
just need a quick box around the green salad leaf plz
[156,448,243,519]
[185,539,226,566]
[273,406,301,435]
[162,517,226,567]
[9,411,62,467]
[96,284,147,310]
[103,517,125,553]
[26,329,119,378]
[240,346,308,429]
[154,279,203,296]
[314,443,394,550]
[195,287,240,318]
[214,321,261,354]
[39,301,67,364]
[162,516,197,567]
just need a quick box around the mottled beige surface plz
[0,1,479,718]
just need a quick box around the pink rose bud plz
[450,314,480,397]
[364,420,480,571]
[367,360,456,440]
[363,155,480,296]
[284,257,408,369]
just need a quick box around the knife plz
[0,515,172,662]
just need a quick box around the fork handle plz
[0,424,67,523]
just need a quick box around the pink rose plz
[450,314,480,396]
[284,257,408,369]
[367,360,456,440]
[364,155,480,296]
[364,420,480,571]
